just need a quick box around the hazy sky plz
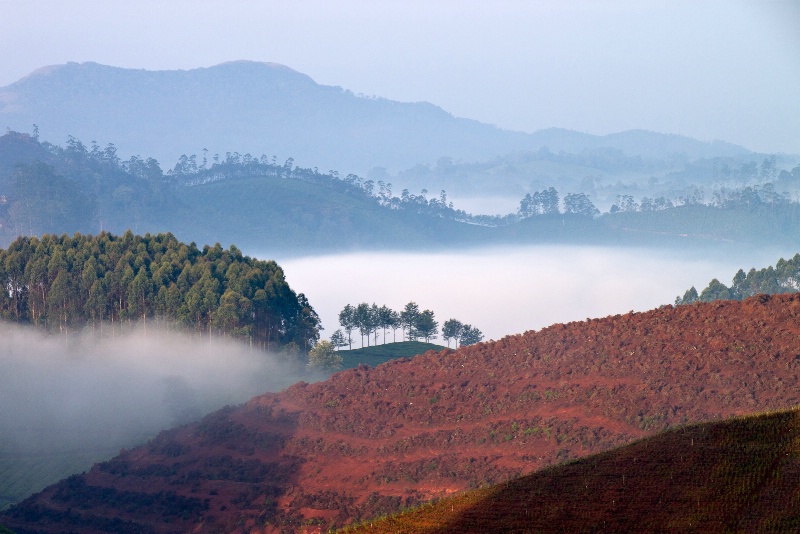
[0,1,798,153]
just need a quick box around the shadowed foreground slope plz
[5,295,800,532]
[349,408,800,533]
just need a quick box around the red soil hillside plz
[349,408,800,533]
[4,294,800,533]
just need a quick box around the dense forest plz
[675,253,800,305]
[0,231,321,350]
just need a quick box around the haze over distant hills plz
[0,61,751,176]
[1,130,799,255]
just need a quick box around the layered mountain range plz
[0,61,750,178]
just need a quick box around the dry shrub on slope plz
[4,294,800,533]
[349,408,800,533]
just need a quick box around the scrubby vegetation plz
[346,408,800,533]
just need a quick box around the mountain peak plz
[0,61,753,177]
[9,60,313,86]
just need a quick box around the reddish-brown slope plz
[350,408,800,533]
[4,294,800,533]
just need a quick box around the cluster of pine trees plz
[675,253,800,305]
[333,301,482,349]
[0,231,320,350]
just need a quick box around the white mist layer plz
[0,325,314,454]
[277,244,794,345]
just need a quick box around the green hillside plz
[338,341,445,370]
[166,174,482,254]
[1,131,799,254]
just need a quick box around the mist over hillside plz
[0,323,323,510]
[0,61,755,182]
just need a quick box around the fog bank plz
[278,244,793,345]
[0,325,319,507]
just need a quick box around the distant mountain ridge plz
[1,131,798,255]
[0,61,751,175]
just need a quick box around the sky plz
[0,1,798,153]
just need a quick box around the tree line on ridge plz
[675,253,800,306]
[333,302,483,350]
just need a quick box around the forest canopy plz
[0,231,320,350]
[675,253,800,306]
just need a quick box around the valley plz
[277,244,791,342]
[0,19,798,530]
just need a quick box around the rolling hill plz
[4,293,800,532]
[349,408,800,533]
[2,130,798,254]
[338,342,446,370]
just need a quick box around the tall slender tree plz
[338,304,356,350]
[442,319,464,348]
[377,305,396,344]
[459,324,484,346]
[400,301,420,341]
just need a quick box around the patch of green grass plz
[338,341,445,370]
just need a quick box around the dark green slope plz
[0,131,495,253]
[338,341,445,370]
[163,174,491,254]
[350,408,800,533]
